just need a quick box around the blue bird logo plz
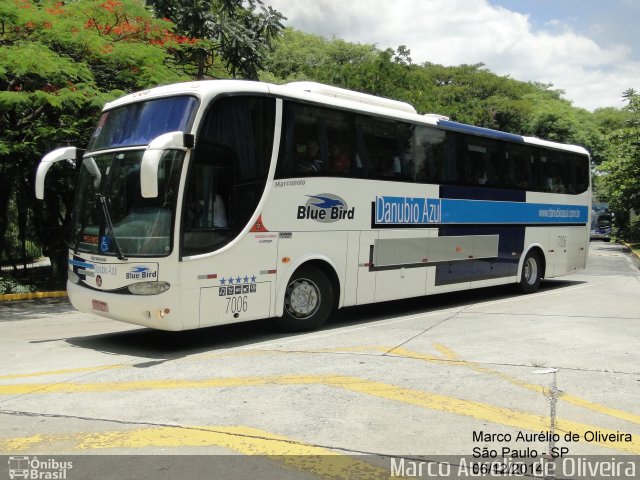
[131,266,150,273]
[306,195,345,209]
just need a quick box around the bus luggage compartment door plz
[372,231,430,302]
[199,282,272,326]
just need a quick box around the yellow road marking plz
[0,374,343,395]
[336,378,639,454]
[391,344,640,426]
[1,344,637,454]
[291,343,640,427]
[0,365,124,381]
[0,374,637,454]
[0,425,389,479]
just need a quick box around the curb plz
[0,291,68,302]
[622,242,640,260]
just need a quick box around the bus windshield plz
[88,96,198,152]
[71,150,183,257]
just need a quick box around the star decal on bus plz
[220,274,258,287]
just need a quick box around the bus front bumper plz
[67,280,184,331]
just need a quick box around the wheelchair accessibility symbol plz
[100,236,111,253]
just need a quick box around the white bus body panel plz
[186,232,277,328]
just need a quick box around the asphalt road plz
[0,241,638,479]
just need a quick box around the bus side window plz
[329,142,351,175]
[531,147,553,192]
[394,122,414,180]
[277,102,347,178]
[354,124,370,177]
[539,152,567,193]
[276,106,297,177]
[185,164,229,230]
[183,95,274,256]
[440,131,461,184]
[462,136,503,187]
[326,110,354,177]
[356,116,408,180]
[505,144,532,189]
[572,153,590,194]
[412,126,445,184]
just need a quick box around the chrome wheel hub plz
[524,257,538,285]
[285,278,320,319]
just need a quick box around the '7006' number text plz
[226,295,248,314]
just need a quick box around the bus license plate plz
[92,299,109,312]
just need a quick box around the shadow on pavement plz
[62,279,585,362]
[0,297,73,322]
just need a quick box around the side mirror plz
[140,132,194,198]
[35,147,83,199]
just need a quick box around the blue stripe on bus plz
[440,185,526,202]
[437,120,525,143]
[438,120,524,143]
[372,196,589,226]
[69,259,94,269]
[442,199,588,224]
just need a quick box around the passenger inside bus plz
[295,139,324,174]
[329,144,351,175]
[469,163,489,185]
[376,151,402,178]
[185,178,228,229]
[544,164,567,193]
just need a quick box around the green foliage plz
[626,219,640,243]
[0,0,191,287]
[147,0,285,79]
[0,276,37,294]
[597,91,640,239]
[0,238,42,264]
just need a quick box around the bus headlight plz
[127,281,171,295]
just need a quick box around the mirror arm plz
[35,147,84,199]
[140,132,193,198]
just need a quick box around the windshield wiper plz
[72,156,101,255]
[97,193,127,261]
[73,222,87,255]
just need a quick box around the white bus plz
[35,80,591,332]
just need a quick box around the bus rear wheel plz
[277,265,334,332]
[519,250,542,293]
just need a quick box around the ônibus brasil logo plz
[297,194,355,223]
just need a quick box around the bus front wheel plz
[277,265,334,332]
[519,250,543,293]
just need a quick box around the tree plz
[261,28,380,84]
[0,0,189,286]
[263,29,419,102]
[147,0,284,79]
[597,90,640,240]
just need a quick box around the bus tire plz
[519,250,542,293]
[277,265,334,332]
